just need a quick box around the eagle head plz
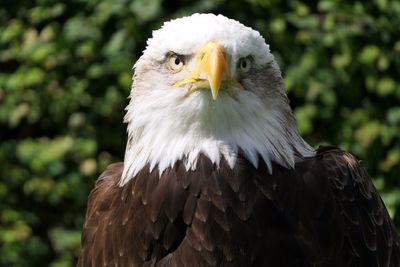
[120,13,314,186]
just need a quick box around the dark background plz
[1,0,400,266]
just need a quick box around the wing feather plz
[319,147,400,266]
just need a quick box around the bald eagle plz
[77,14,400,266]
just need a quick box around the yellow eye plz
[239,57,252,73]
[167,53,185,72]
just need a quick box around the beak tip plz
[210,85,219,100]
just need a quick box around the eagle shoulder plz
[310,146,400,266]
[77,161,191,267]
[77,162,124,267]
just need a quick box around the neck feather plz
[119,87,314,186]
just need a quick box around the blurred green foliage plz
[1,0,400,266]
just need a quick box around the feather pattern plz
[78,147,400,267]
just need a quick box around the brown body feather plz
[77,147,400,266]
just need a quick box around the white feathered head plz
[121,14,314,185]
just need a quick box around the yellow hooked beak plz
[173,42,243,100]
[198,42,227,99]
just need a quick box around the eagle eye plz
[238,57,252,73]
[167,53,185,73]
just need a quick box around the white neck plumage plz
[119,84,314,186]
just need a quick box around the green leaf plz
[130,0,162,23]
